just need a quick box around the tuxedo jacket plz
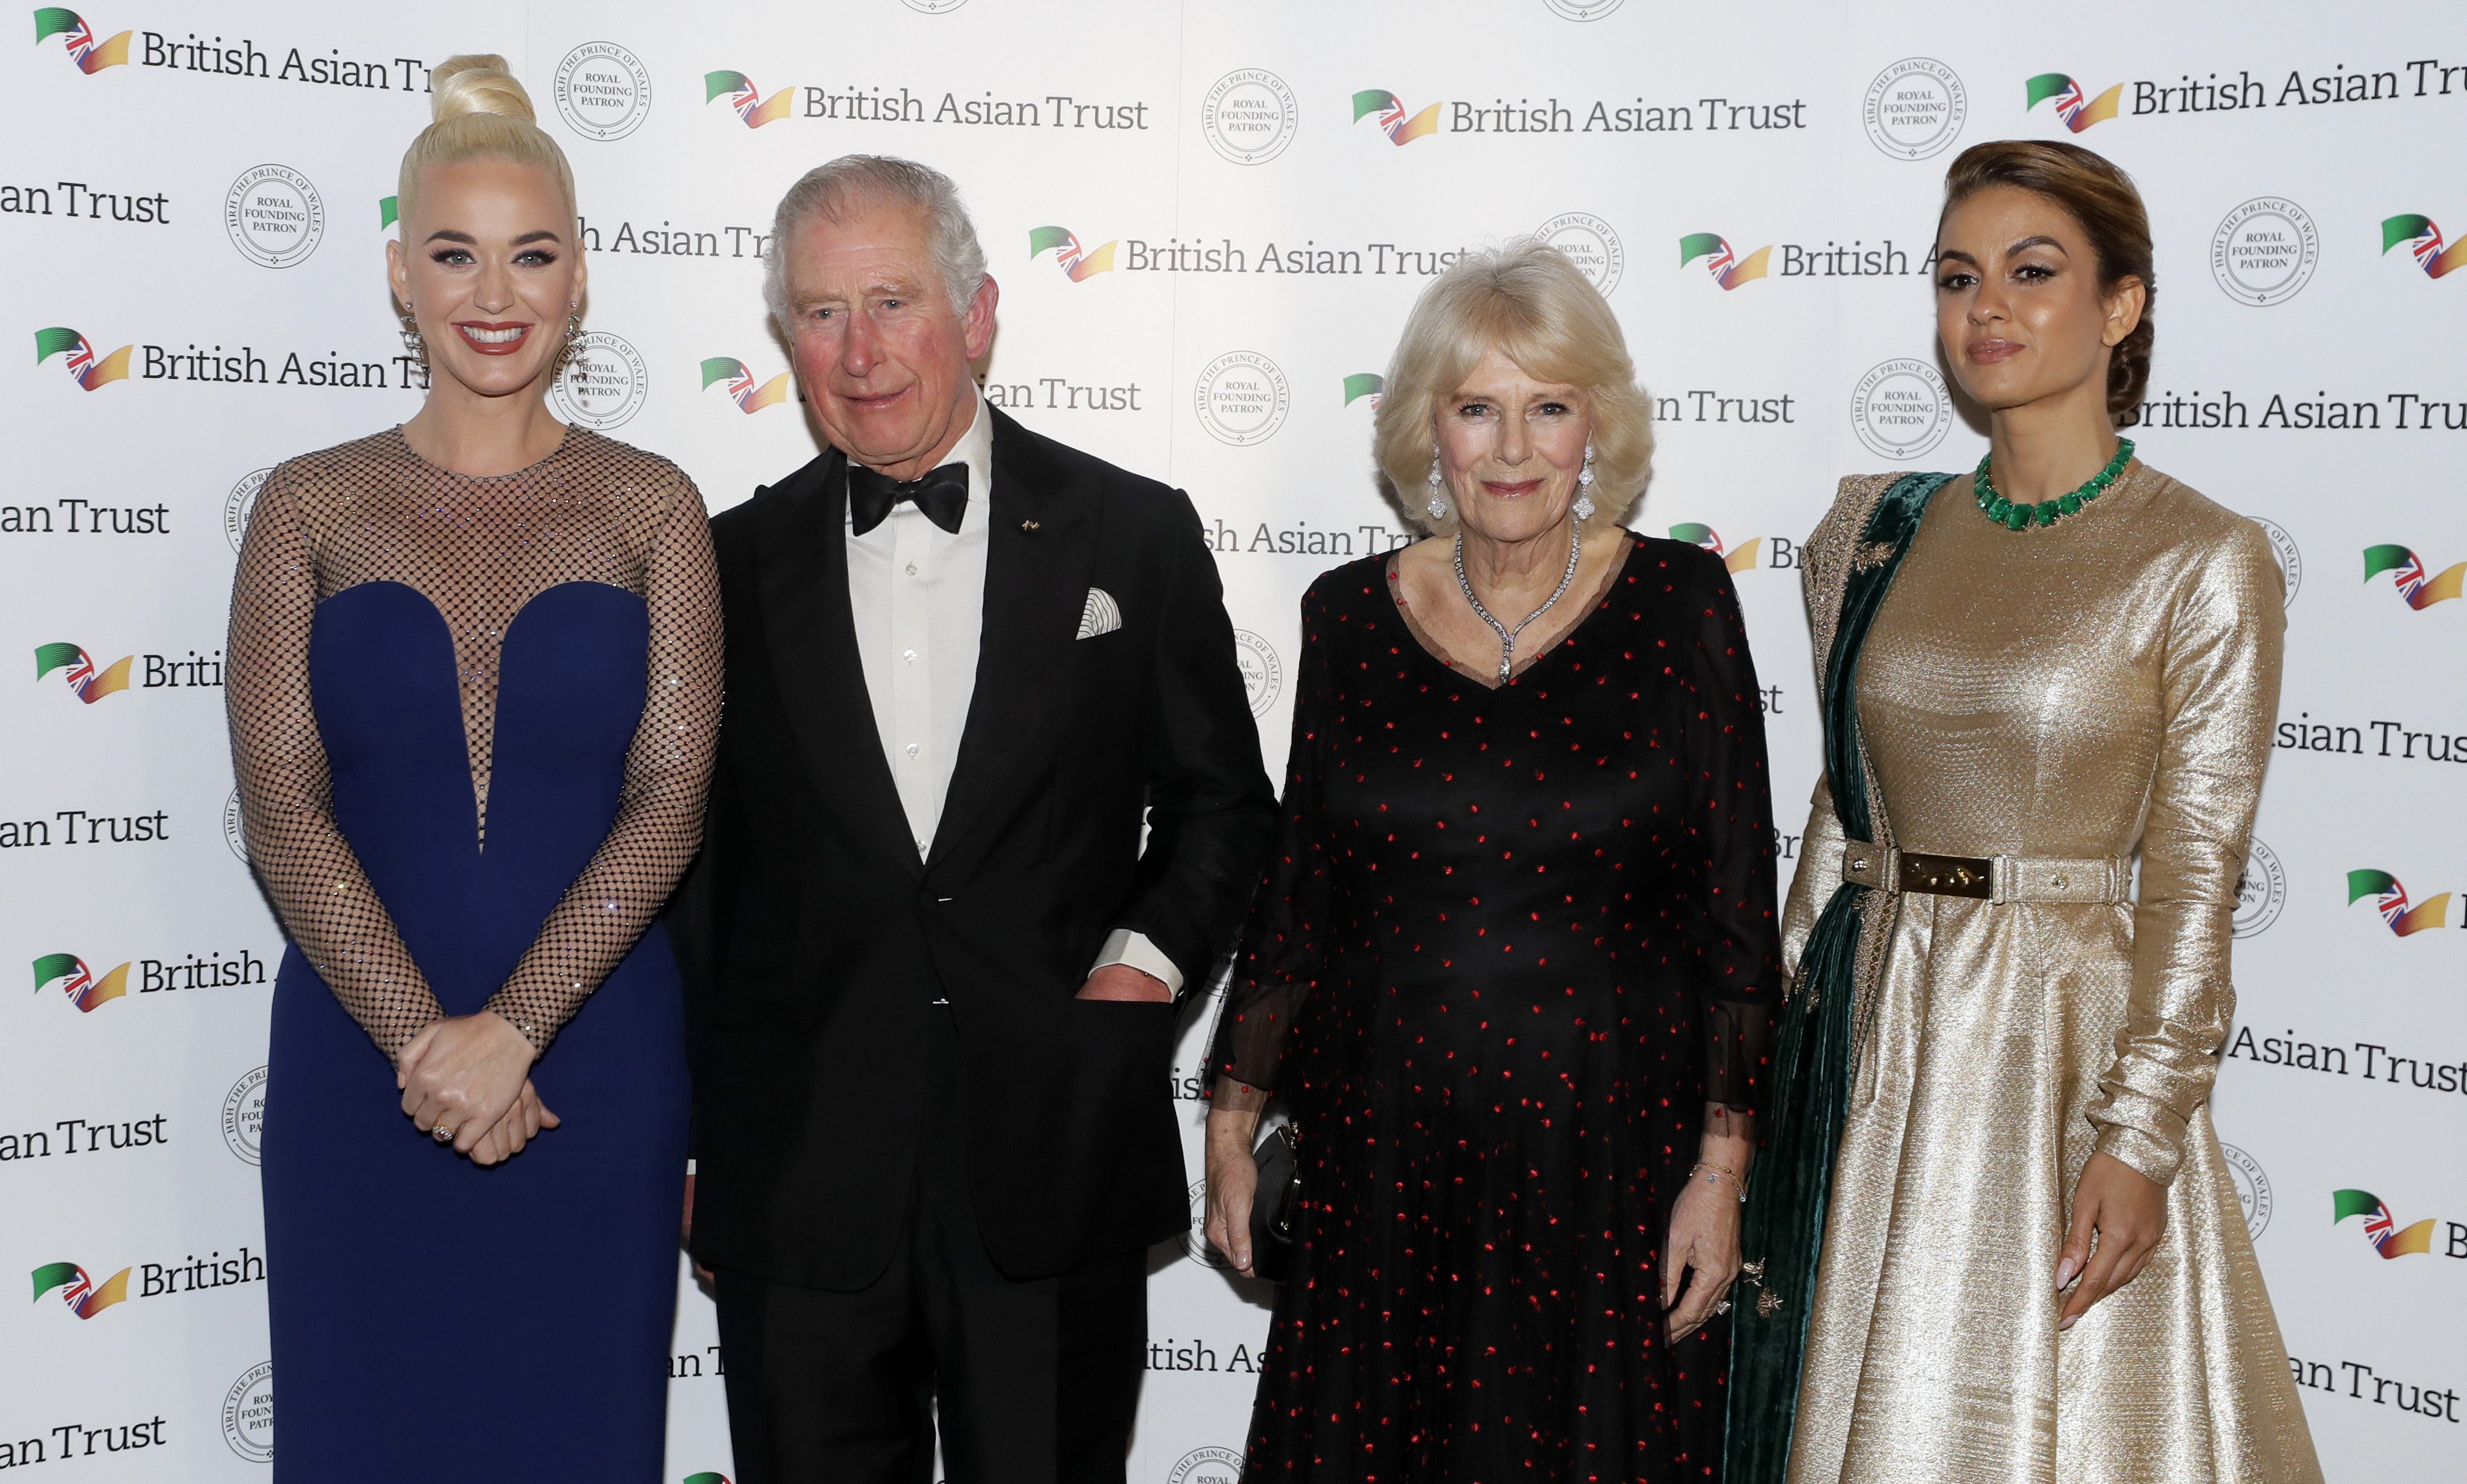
[673,405,1275,1287]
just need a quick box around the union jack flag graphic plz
[31,9,131,73]
[2379,215,2467,278]
[29,1261,130,1318]
[1350,90,1442,146]
[33,327,131,390]
[33,642,132,701]
[1678,233,1772,291]
[2361,544,2465,609]
[702,71,792,129]
[2024,73,2121,133]
[33,953,129,1013]
[2347,869,2452,936]
[697,357,789,415]
[1026,226,1119,283]
[2332,1189,2438,1258]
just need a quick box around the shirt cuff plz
[1093,929,1184,994]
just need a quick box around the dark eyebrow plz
[2008,235,2068,256]
[1935,248,1979,267]
[424,229,476,244]
[512,230,562,246]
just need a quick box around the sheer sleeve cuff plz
[1703,998,1775,1114]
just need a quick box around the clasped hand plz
[397,1010,559,1166]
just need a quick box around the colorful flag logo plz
[30,1262,130,1318]
[1669,523,1762,574]
[704,71,792,129]
[33,953,129,1012]
[699,357,789,414]
[1027,226,1119,282]
[1351,90,1442,146]
[1678,234,1772,291]
[684,1475,733,1484]
[380,195,399,229]
[2362,544,2465,609]
[31,8,129,72]
[2380,215,2467,279]
[2332,1189,2438,1258]
[2347,870,2451,936]
[2025,73,2122,132]
[34,327,131,391]
[1343,373,1385,409]
[34,642,131,702]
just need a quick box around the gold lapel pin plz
[1020,518,1041,531]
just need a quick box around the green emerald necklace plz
[1974,437,2133,531]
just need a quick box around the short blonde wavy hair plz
[396,55,577,228]
[1372,239,1654,534]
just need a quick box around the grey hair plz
[763,155,988,330]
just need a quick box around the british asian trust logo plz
[1679,233,1769,291]
[702,357,789,414]
[2026,72,2121,131]
[1030,226,1117,282]
[706,69,792,129]
[2363,544,2463,609]
[2333,1189,2436,1258]
[31,8,128,73]
[2347,870,2450,936]
[34,326,130,389]
[1343,373,1383,410]
[31,1260,131,1318]
[1353,89,1441,145]
[33,951,128,1011]
[2382,214,2467,278]
[1668,524,1759,574]
[34,642,131,701]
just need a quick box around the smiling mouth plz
[453,321,533,354]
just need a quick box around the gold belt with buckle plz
[1838,842,2129,905]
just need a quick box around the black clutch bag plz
[1248,1122,1302,1282]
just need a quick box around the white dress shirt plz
[843,391,1181,992]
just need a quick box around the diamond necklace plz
[1453,524,1584,684]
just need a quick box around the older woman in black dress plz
[1202,241,1783,1482]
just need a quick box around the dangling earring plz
[1425,449,1449,523]
[397,305,426,367]
[555,303,584,373]
[1571,441,1597,523]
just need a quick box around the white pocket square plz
[1076,587,1122,640]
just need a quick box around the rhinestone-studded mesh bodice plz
[227,426,722,1060]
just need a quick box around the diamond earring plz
[1571,442,1597,522]
[555,304,584,373]
[397,307,425,366]
[1425,450,1449,522]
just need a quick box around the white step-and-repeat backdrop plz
[5,1,2461,1478]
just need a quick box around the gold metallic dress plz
[1780,464,2323,1484]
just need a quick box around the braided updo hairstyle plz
[396,54,576,227]
[1939,139,2154,424]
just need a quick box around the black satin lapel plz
[754,453,919,872]
[929,440,1097,867]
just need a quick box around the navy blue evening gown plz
[228,429,721,1482]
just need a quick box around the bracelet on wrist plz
[1691,1162,1749,1204]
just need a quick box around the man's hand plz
[1074,963,1170,1003]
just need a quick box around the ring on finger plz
[432,1122,455,1143]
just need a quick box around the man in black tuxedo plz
[673,155,1274,1484]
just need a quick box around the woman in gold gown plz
[1727,141,2324,1484]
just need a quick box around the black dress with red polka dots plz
[1213,533,1783,1483]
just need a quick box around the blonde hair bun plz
[429,54,535,125]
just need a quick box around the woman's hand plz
[1203,1080,1267,1274]
[397,1010,545,1164]
[1662,1173,1744,1341]
[2057,1152,2167,1330]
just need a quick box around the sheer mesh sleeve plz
[1678,551,1785,1112]
[227,464,445,1060]
[1208,581,1335,1093]
[483,471,722,1050]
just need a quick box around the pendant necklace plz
[1974,436,2133,531]
[1454,524,1583,684]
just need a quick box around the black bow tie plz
[848,461,969,536]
